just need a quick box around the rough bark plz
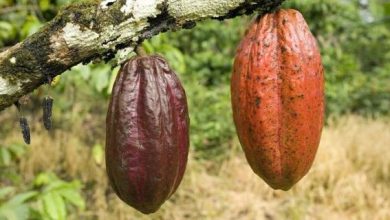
[0,0,284,111]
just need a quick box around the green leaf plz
[107,67,120,95]
[8,144,27,158]
[75,64,92,81]
[43,180,68,192]
[142,41,155,54]
[0,187,15,200]
[34,173,57,186]
[160,44,186,74]
[0,191,36,220]
[0,21,16,40]
[92,144,104,165]
[0,148,11,166]
[91,65,111,93]
[52,192,66,220]
[20,16,43,39]
[0,203,30,220]
[57,189,85,210]
[42,192,65,220]
[57,0,74,7]
[7,191,38,205]
[383,2,390,16]
[39,0,51,11]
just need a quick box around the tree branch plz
[0,0,284,111]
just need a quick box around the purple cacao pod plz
[106,55,190,214]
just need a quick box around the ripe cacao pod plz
[106,55,190,214]
[231,9,324,190]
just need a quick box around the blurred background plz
[0,0,389,219]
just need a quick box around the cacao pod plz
[231,9,324,190]
[106,55,190,213]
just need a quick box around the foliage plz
[0,187,37,220]
[31,172,85,220]
[0,141,85,220]
[0,173,84,220]
[0,144,26,167]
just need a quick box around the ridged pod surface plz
[106,55,190,214]
[231,9,325,190]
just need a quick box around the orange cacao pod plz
[106,55,190,213]
[231,9,325,190]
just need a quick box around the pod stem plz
[47,75,52,86]
[135,45,147,56]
